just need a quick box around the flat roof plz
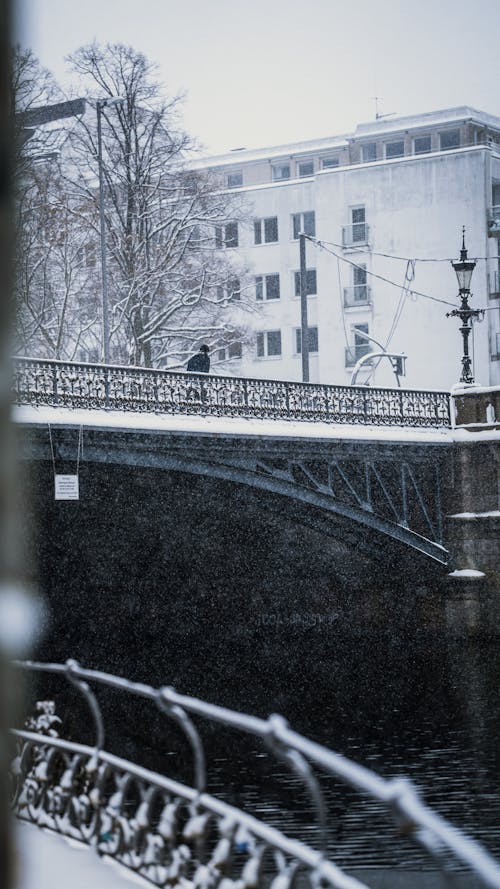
[191,106,500,169]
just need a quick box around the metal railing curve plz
[10,659,500,889]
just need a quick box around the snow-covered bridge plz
[11,357,500,582]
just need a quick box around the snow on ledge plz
[449,511,500,520]
[448,569,486,579]
[12,404,452,444]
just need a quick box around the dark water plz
[23,457,500,870]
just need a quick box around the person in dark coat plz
[187,345,210,373]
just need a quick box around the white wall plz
[231,147,494,391]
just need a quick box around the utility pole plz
[96,97,124,365]
[299,233,309,383]
[96,101,110,365]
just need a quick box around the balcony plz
[488,206,500,237]
[343,285,372,308]
[342,223,370,248]
[490,271,500,297]
[345,343,373,367]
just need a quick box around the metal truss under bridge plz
[10,660,500,889]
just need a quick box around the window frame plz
[350,206,366,244]
[255,273,280,301]
[292,211,316,240]
[272,163,291,181]
[254,216,279,245]
[215,222,239,249]
[227,171,243,188]
[293,268,317,297]
[256,329,282,359]
[439,129,460,151]
[298,160,314,177]
[385,139,405,159]
[321,157,340,169]
[361,142,377,162]
[414,135,432,155]
[216,277,241,302]
[295,326,319,355]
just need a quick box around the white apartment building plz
[196,107,500,391]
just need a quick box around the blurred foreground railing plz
[10,660,500,889]
[12,357,452,428]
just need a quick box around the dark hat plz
[199,344,210,353]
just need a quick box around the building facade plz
[196,107,500,391]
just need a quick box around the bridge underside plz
[13,418,456,685]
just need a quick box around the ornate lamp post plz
[447,228,482,384]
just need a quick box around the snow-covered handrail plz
[10,659,500,888]
[12,356,452,428]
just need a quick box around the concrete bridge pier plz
[440,389,500,635]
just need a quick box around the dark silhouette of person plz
[187,344,210,373]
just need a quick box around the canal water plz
[24,459,500,872]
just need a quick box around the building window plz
[182,174,198,195]
[216,278,240,302]
[344,264,369,307]
[414,135,431,154]
[351,207,366,243]
[322,157,339,169]
[272,163,290,181]
[295,326,319,354]
[440,129,460,151]
[385,140,404,159]
[298,160,314,177]
[294,269,317,296]
[345,323,372,365]
[256,330,282,358]
[219,342,243,360]
[254,216,279,244]
[292,211,315,239]
[228,342,242,359]
[227,171,243,188]
[361,142,377,162]
[215,222,238,248]
[255,274,280,301]
[353,264,367,301]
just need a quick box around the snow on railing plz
[10,659,500,889]
[12,357,452,428]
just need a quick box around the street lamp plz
[447,228,482,384]
[96,96,124,364]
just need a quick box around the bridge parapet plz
[13,357,451,429]
[10,659,500,888]
[452,385,500,430]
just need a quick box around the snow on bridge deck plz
[12,404,453,445]
[16,821,149,889]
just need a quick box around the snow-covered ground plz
[15,820,150,889]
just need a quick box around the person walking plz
[187,345,210,373]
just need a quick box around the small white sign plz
[54,475,79,501]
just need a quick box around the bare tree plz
[14,160,101,359]
[67,43,252,368]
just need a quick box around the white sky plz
[16,0,500,156]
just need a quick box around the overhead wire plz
[307,235,497,310]
[309,237,492,264]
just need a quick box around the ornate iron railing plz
[10,660,500,889]
[12,357,452,428]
